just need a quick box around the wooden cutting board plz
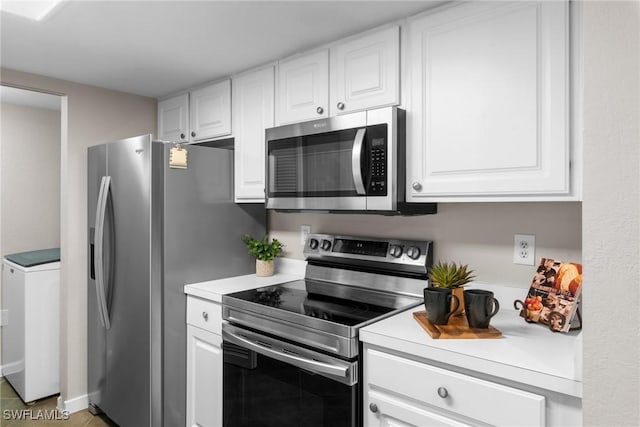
[413,310,502,339]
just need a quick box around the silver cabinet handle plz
[202,311,209,321]
[316,106,324,115]
[437,386,449,398]
[369,403,379,413]
[412,181,422,191]
[351,128,367,195]
[337,102,345,110]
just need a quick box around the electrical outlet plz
[513,234,535,265]
[300,225,311,245]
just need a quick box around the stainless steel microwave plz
[265,106,436,215]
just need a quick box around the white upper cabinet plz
[233,66,275,202]
[407,1,571,201]
[277,49,329,125]
[330,25,400,116]
[157,80,231,144]
[275,26,400,124]
[189,80,231,142]
[157,93,189,143]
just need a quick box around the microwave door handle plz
[351,128,366,195]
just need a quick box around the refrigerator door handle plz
[94,176,112,330]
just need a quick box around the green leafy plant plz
[428,261,475,288]
[241,235,284,262]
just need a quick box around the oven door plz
[222,324,360,427]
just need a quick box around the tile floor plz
[1,377,114,427]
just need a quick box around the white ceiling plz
[0,1,443,99]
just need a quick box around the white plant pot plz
[256,259,274,277]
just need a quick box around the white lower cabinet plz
[364,346,546,427]
[186,297,222,427]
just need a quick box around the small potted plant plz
[428,261,475,316]
[241,234,284,277]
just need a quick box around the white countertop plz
[360,283,583,398]
[183,258,305,302]
[185,264,582,398]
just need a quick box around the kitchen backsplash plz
[269,202,581,289]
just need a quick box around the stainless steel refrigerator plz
[87,135,265,426]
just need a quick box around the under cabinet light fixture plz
[0,1,64,22]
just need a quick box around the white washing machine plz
[1,248,60,402]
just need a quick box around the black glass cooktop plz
[225,279,397,327]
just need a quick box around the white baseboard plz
[57,394,88,414]
[0,361,21,377]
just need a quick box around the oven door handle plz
[223,329,352,383]
[351,128,367,195]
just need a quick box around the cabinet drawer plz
[187,296,222,335]
[366,348,545,426]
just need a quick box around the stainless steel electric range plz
[221,234,433,427]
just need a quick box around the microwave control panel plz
[367,136,387,195]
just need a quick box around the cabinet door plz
[277,50,329,125]
[330,26,399,115]
[186,325,222,427]
[157,93,189,142]
[233,66,275,202]
[365,347,545,427]
[367,390,471,427]
[407,1,570,200]
[189,80,231,142]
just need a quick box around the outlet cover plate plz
[513,234,535,265]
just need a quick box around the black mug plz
[464,289,500,329]
[424,287,460,325]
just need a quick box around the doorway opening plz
[0,85,62,402]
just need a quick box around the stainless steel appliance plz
[87,135,265,427]
[222,233,432,427]
[265,106,436,215]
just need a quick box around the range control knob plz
[406,246,421,260]
[389,245,403,258]
[309,238,319,250]
[321,239,332,251]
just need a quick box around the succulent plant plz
[428,261,475,289]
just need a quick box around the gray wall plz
[582,1,640,425]
[1,103,61,255]
[270,202,582,288]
